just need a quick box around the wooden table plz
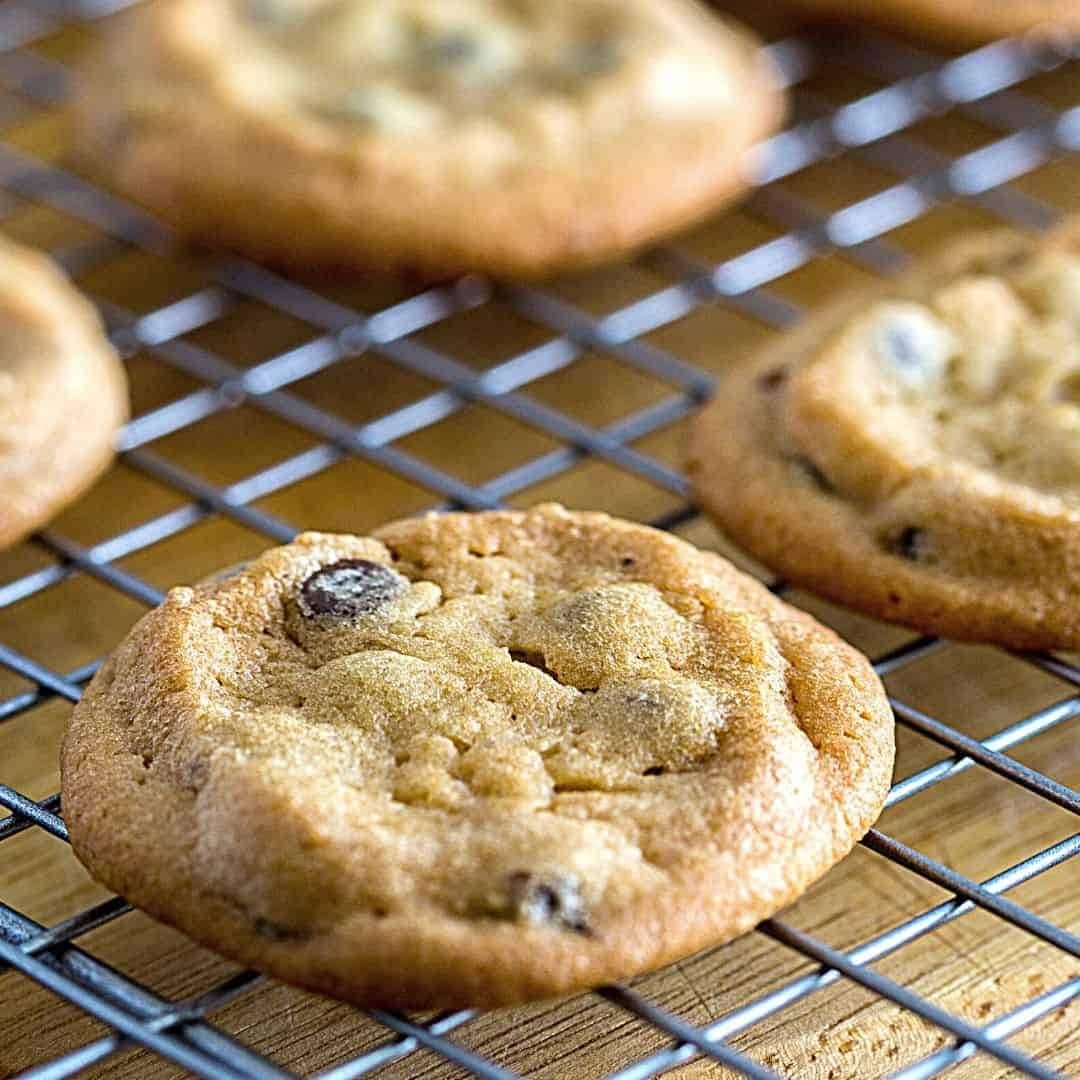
[0,8,1078,1078]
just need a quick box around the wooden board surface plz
[1,8,1079,1079]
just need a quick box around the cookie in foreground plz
[775,0,1080,46]
[62,505,893,1008]
[73,0,783,278]
[0,233,127,550]
[690,224,1080,651]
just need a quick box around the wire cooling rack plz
[0,2,1077,1077]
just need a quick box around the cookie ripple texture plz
[62,505,893,1008]
[690,224,1080,651]
[73,0,783,278]
[777,0,1080,45]
[0,233,127,550]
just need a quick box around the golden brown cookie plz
[62,505,893,1008]
[776,0,1080,46]
[73,0,783,278]
[690,224,1080,651]
[0,233,127,550]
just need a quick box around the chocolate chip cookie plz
[62,505,893,1008]
[777,0,1080,45]
[73,0,783,278]
[690,224,1080,651]
[0,234,127,550]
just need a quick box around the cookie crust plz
[0,234,127,549]
[62,505,892,1008]
[73,0,783,278]
[689,224,1080,651]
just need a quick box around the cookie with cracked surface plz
[73,0,783,278]
[775,0,1080,45]
[62,505,892,1008]
[0,233,127,550]
[690,224,1080,651]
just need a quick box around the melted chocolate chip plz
[788,455,833,494]
[892,527,929,563]
[569,38,620,77]
[757,367,789,392]
[245,0,297,27]
[253,917,309,942]
[642,765,665,776]
[310,92,379,126]
[985,248,1030,274]
[244,0,274,21]
[298,558,407,620]
[423,30,479,65]
[1054,370,1080,405]
[882,324,922,369]
[507,871,591,935]
[876,317,949,389]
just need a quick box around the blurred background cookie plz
[74,0,784,278]
[690,223,1080,651]
[0,234,127,551]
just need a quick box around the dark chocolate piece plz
[892,526,929,563]
[788,455,833,494]
[253,917,309,942]
[507,871,591,935]
[424,31,479,65]
[757,367,789,392]
[298,558,407,620]
[569,38,620,77]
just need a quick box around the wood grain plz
[1,11,1078,1079]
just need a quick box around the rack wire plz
[0,2,1077,1076]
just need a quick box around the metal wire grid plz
[0,3,1075,1076]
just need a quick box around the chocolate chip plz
[244,0,296,27]
[253,917,308,942]
[568,38,620,77]
[423,30,479,65]
[507,871,591,935]
[244,0,274,21]
[788,455,833,494]
[757,367,789,392]
[298,559,407,620]
[1054,370,1080,404]
[619,556,637,568]
[882,324,921,369]
[987,248,1030,274]
[309,92,380,126]
[891,527,930,563]
[643,765,665,776]
[875,315,949,389]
